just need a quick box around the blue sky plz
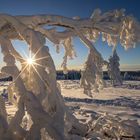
[0,0,140,71]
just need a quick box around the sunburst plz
[13,47,49,84]
[27,58,34,65]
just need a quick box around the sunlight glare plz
[13,48,50,84]
[27,58,34,65]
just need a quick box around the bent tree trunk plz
[0,14,87,140]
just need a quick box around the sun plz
[27,58,34,65]
[13,48,50,83]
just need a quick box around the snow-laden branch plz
[0,9,140,48]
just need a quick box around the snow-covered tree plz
[0,9,139,139]
[108,50,122,86]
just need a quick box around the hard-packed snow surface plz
[1,80,140,139]
[59,80,140,139]
[60,80,140,121]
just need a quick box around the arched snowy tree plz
[0,9,140,139]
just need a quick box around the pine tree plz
[108,50,122,86]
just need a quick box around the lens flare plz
[27,58,34,65]
[13,47,50,85]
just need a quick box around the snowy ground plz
[59,80,140,139]
[59,80,140,124]
[0,80,140,139]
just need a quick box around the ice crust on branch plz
[80,49,104,96]
[61,37,76,74]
